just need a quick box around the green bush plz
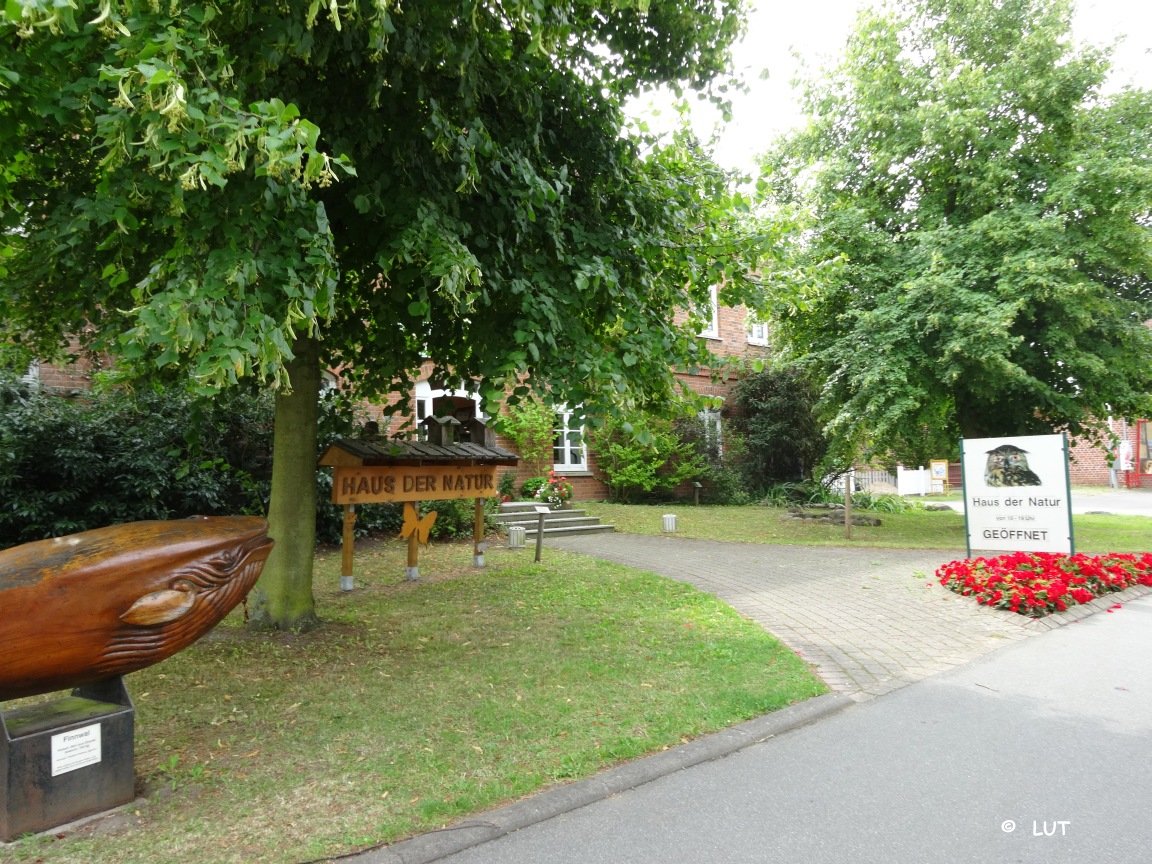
[759,481,836,507]
[0,378,273,547]
[315,496,498,547]
[520,476,548,499]
[699,464,752,505]
[836,490,918,514]
[590,414,706,503]
[731,366,828,495]
[675,417,752,505]
[419,498,499,541]
[494,399,555,476]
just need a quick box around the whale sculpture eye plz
[120,588,196,626]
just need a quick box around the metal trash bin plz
[507,526,527,548]
[662,514,677,532]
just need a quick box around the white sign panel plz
[961,434,1073,554]
[51,723,102,777]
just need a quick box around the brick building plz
[17,340,110,396]
[366,292,773,501]
[1067,420,1151,489]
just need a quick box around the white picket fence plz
[895,465,950,496]
[831,466,948,496]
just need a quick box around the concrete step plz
[498,501,576,514]
[496,504,593,524]
[526,523,615,538]
[501,515,604,530]
[497,502,614,539]
[496,508,593,523]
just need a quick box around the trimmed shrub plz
[731,366,827,494]
[520,476,548,499]
[0,379,273,547]
[590,414,706,503]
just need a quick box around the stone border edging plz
[1019,582,1152,632]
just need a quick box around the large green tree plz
[761,0,1152,467]
[1,1,766,628]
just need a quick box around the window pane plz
[552,411,586,470]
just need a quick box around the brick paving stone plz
[545,533,1035,700]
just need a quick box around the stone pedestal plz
[1,677,135,841]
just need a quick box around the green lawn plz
[582,502,1151,554]
[8,541,824,864]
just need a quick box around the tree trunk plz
[247,336,321,631]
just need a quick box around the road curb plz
[335,693,853,864]
[1020,582,1152,631]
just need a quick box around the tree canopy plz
[761,0,1152,467]
[1,1,767,628]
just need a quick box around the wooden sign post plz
[330,466,497,583]
[399,501,437,581]
[340,505,356,591]
[473,498,487,567]
[319,433,518,587]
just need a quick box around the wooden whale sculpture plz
[0,516,273,701]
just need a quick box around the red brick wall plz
[26,340,110,394]
[1066,424,1149,488]
[1067,436,1111,486]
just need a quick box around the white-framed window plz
[698,284,720,339]
[553,407,588,472]
[699,408,723,461]
[747,318,769,346]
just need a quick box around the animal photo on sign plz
[984,444,1042,487]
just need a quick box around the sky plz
[636,0,1152,175]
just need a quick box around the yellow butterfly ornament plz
[400,502,437,546]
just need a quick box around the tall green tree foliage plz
[730,366,827,489]
[1,1,765,628]
[761,0,1152,466]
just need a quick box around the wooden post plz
[534,506,548,562]
[406,501,420,581]
[340,505,356,591]
[844,469,853,541]
[473,498,487,567]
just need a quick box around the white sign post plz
[960,434,1074,557]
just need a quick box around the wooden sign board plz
[332,465,498,504]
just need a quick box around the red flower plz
[936,551,1152,618]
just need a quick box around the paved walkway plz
[545,535,1039,700]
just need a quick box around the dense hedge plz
[0,378,275,547]
[730,366,828,494]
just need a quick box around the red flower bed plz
[937,551,1152,617]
